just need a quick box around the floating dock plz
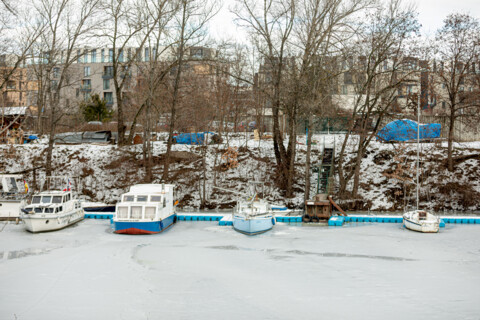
[83,212,480,227]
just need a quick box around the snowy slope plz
[1,133,479,211]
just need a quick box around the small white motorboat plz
[233,198,276,235]
[403,210,440,233]
[0,174,28,220]
[20,190,84,233]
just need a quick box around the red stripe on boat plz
[114,228,158,235]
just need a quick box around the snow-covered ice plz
[1,220,480,320]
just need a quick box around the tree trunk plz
[304,117,313,202]
[447,112,455,172]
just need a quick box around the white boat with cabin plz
[20,190,84,232]
[113,184,177,234]
[0,174,28,220]
[403,210,440,233]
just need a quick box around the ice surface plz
[1,220,479,320]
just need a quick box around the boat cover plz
[173,132,215,145]
[376,119,441,142]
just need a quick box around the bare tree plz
[31,0,100,177]
[433,13,480,171]
[335,0,420,200]
[234,0,296,196]
[161,0,218,181]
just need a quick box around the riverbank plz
[1,133,479,211]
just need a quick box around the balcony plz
[80,85,91,92]
[102,72,113,79]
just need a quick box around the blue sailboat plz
[233,197,276,235]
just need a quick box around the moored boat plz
[233,198,276,235]
[0,174,28,221]
[113,184,176,234]
[403,210,439,233]
[20,190,84,232]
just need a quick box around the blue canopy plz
[377,119,441,142]
[173,132,215,145]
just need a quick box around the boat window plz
[145,207,156,219]
[41,196,52,203]
[45,208,54,213]
[131,206,142,219]
[34,208,43,213]
[124,195,134,202]
[163,198,166,208]
[117,206,128,219]
[137,195,147,202]
[59,206,63,212]
[52,196,62,203]
[66,194,71,201]
[150,195,161,202]
[32,196,41,204]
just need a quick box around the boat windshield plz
[137,195,147,202]
[32,196,41,204]
[44,208,54,213]
[52,196,62,203]
[150,195,161,202]
[41,196,52,203]
[124,195,134,202]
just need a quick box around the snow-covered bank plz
[1,220,479,319]
[1,133,479,211]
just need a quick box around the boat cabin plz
[116,184,175,221]
[25,191,80,214]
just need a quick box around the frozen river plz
[1,220,480,320]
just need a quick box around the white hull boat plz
[233,200,275,235]
[403,210,440,233]
[0,175,27,220]
[21,190,84,233]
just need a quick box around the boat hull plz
[233,215,275,235]
[403,211,439,233]
[114,214,176,234]
[21,209,84,233]
[0,199,26,220]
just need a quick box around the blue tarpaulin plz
[173,132,215,145]
[377,119,441,142]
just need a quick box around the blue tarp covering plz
[173,132,215,145]
[377,119,441,142]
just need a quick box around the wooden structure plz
[303,140,346,222]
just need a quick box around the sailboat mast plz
[416,92,420,210]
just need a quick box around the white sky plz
[208,0,480,42]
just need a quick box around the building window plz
[101,49,105,63]
[342,85,348,95]
[118,49,123,62]
[53,67,60,78]
[76,88,79,97]
[84,66,91,77]
[104,92,113,103]
[103,79,110,90]
[145,48,149,62]
[109,49,113,62]
[84,50,88,63]
[82,79,91,89]
[104,66,113,76]
[91,50,96,63]
[83,92,90,101]
[442,101,446,109]
[77,50,82,63]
